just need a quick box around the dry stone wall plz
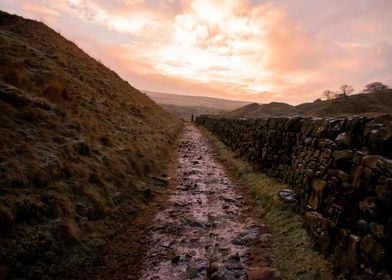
[196,115,392,279]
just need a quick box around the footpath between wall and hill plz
[196,115,392,279]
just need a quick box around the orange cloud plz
[1,0,391,104]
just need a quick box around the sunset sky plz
[1,0,392,104]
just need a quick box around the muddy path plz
[140,125,274,280]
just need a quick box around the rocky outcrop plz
[196,115,392,279]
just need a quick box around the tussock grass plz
[42,80,70,102]
[200,127,334,280]
[43,190,75,218]
[0,202,15,229]
[52,217,81,243]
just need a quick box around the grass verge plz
[199,126,334,280]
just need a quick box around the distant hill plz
[297,91,392,117]
[227,91,392,118]
[0,11,182,279]
[145,91,250,120]
[228,102,299,117]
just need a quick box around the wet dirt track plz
[140,125,272,280]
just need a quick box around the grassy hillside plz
[145,90,250,120]
[227,91,392,118]
[297,91,392,117]
[0,11,182,279]
[227,102,299,117]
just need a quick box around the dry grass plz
[0,202,15,229]
[200,127,334,280]
[2,68,31,89]
[43,190,75,218]
[56,218,81,241]
[42,80,70,102]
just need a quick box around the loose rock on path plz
[140,125,274,280]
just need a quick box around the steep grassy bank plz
[0,11,182,279]
[199,127,333,279]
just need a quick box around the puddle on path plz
[140,125,270,280]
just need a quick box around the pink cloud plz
[1,0,391,104]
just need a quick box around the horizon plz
[143,89,253,103]
[1,0,391,105]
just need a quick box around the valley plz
[0,7,391,280]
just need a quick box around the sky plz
[1,0,392,104]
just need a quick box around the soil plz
[139,125,274,280]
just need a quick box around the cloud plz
[22,2,60,19]
[1,0,391,104]
[155,1,275,93]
